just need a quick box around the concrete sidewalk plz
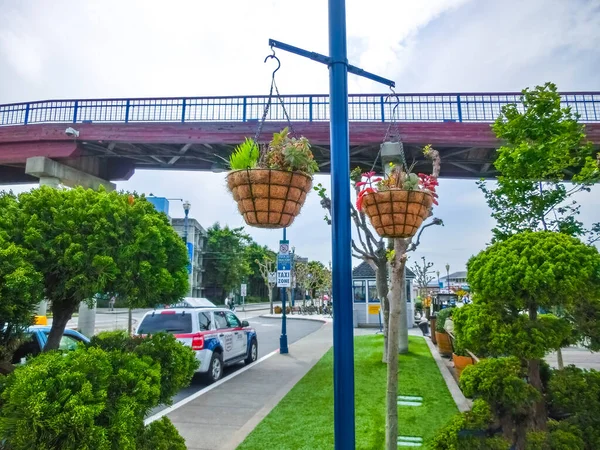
[167,322,333,450]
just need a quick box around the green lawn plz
[238,335,458,450]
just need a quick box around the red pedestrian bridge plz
[0,92,598,185]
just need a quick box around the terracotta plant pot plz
[435,331,453,357]
[361,189,433,238]
[274,306,282,314]
[453,353,474,377]
[227,169,312,229]
[430,317,437,345]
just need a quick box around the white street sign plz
[268,272,277,284]
[240,284,247,297]
[277,270,291,287]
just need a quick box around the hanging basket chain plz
[382,87,407,171]
[254,48,295,144]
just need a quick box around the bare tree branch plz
[407,218,444,253]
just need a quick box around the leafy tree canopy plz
[0,187,189,350]
[479,82,600,243]
[203,223,251,299]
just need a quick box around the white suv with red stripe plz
[135,307,258,383]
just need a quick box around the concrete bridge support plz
[25,156,114,337]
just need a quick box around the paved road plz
[150,316,324,416]
[49,302,282,334]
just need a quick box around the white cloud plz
[0,0,598,271]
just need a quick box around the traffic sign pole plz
[278,228,289,354]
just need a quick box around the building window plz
[353,280,366,303]
[367,280,379,303]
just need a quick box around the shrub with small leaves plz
[547,366,600,449]
[0,340,194,450]
[137,417,187,450]
[460,357,540,417]
[90,331,199,405]
[429,399,510,450]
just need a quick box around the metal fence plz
[1,93,599,126]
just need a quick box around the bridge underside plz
[1,121,599,183]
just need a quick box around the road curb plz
[259,314,330,324]
[424,337,472,413]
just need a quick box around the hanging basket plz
[227,169,312,229]
[361,189,433,238]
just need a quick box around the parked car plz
[167,297,216,308]
[134,307,258,383]
[11,326,90,364]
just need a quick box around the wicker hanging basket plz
[361,189,433,238]
[227,169,312,229]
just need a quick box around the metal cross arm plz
[268,39,395,88]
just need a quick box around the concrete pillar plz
[39,177,61,188]
[78,300,97,337]
[25,157,116,191]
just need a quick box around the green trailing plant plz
[229,127,318,175]
[229,138,259,170]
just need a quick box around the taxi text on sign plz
[277,239,291,287]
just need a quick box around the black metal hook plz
[264,48,281,78]
[384,86,401,118]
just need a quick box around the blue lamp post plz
[266,0,394,444]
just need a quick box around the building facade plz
[171,218,207,298]
[352,261,416,328]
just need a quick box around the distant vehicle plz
[433,293,458,311]
[134,307,258,383]
[11,326,90,364]
[167,297,216,308]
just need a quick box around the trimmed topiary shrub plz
[0,332,198,449]
[429,399,510,450]
[90,331,199,405]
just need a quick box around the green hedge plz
[0,332,197,449]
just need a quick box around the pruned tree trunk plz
[44,306,72,351]
[0,360,16,375]
[556,347,564,370]
[398,269,409,354]
[269,288,274,314]
[385,238,408,450]
[376,258,390,363]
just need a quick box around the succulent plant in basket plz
[356,145,440,238]
[226,128,318,229]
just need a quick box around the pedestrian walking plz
[108,295,116,311]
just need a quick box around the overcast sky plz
[1,0,599,276]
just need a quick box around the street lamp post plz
[183,200,191,244]
[445,264,450,290]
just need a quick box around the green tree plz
[0,187,189,350]
[478,82,600,244]
[203,223,251,302]
[453,231,600,447]
[0,236,43,373]
[244,242,276,300]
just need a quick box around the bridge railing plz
[1,93,599,126]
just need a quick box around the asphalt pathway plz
[150,316,323,415]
